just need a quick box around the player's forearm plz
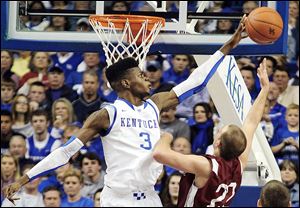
[243,88,269,132]
[219,39,235,56]
[26,136,83,181]
[172,51,224,102]
[153,133,173,163]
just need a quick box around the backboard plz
[1,1,288,55]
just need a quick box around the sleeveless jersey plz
[178,154,242,207]
[100,98,163,192]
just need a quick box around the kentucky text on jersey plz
[120,118,159,129]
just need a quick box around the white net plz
[89,15,164,69]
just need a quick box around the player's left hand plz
[257,58,270,90]
[230,14,248,48]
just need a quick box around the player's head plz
[257,180,291,207]
[105,57,151,99]
[213,125,247,160]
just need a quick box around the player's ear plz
[121,79,130,89]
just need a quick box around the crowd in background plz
[1,1,299,207]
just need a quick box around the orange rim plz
[89,14,165,29]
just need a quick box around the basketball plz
[245,7,283,44]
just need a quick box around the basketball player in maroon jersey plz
[153,58,270,206]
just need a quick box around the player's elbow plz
[153,150,167,164]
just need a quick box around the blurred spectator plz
[46,16,70,31]
[76,18,91,32]
[9,133,34,171]
[287,1,299,63]
[236,56,256,69]
[242,1,258,14]
[68,1,92,31]
[61,168,94,207]
[240,65,259,101]
[280,160,299,207]
[155,167,168,195]
[163,55,190,85]
[267,82,286,130]
[261,99,275,142]
[38,162,72,199]
[11,51,31,78]
[257,179,291,207]
[1,154,20,202]
[11,94,33,137]
[80,153,105,200]
[2,164,44,207]
[165,137,192,176]
[50,98,77,138]
[42,186,61,207]
[1,77,16,112]
[210,19,235,34]
[271,104,299,165]
[46,66,78,106]
[273,67,299,107]
[25,1,50,31]
[159,171,183,207]
[1,110,16,154]
[189,103,214,155]
[93,188,102,207]
[51,52,83,80]
[66,52,103,95]
[98,68,118,103]
[290,54,299,86]
[72,70,102,123]
[110,1,130,12]
[1,50,19,87]
[49,1,71,10]
[176,65,210,119]
[145,60,175,95]
[160,106,191,140]
[18,52,52,94]
[26,109,61,163]
[28,81,50,112]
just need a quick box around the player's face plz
[213,125,230,155]
[128,68,152,99]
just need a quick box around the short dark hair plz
[11,132,27,141]
[219,125,247,160]
[30,81,46,89]
[80,152,101,167]
[259,180,290,207]
[193,102,213,120]
[31,109,49,121]
[259,56,277,68]
[1,77,17,90]
[240,65,256,79]
[105,57,139,90]
[273,65,290,77]
[42,186,61,199]
[1,110,13,119]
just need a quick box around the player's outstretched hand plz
[229,14,248,49]
[257,58,270,90]
[2,182,21,205]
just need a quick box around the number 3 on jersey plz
[139,132,152,150]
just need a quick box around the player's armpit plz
[75,108,110,144]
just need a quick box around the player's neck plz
[118,91,144,106]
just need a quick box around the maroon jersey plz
[178,154,242,207]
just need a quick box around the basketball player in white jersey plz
[3,15,248,207]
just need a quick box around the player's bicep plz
[150,90,179,111]
[75,109,110,144]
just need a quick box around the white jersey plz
[101,98,163,193]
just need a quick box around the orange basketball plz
[245,7,283,44]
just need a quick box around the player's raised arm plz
[2,109,110,205]
[150,15,248,111]
[153,132,211,178]
[239,58,270,170]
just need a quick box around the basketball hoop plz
[89,15,165,69]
